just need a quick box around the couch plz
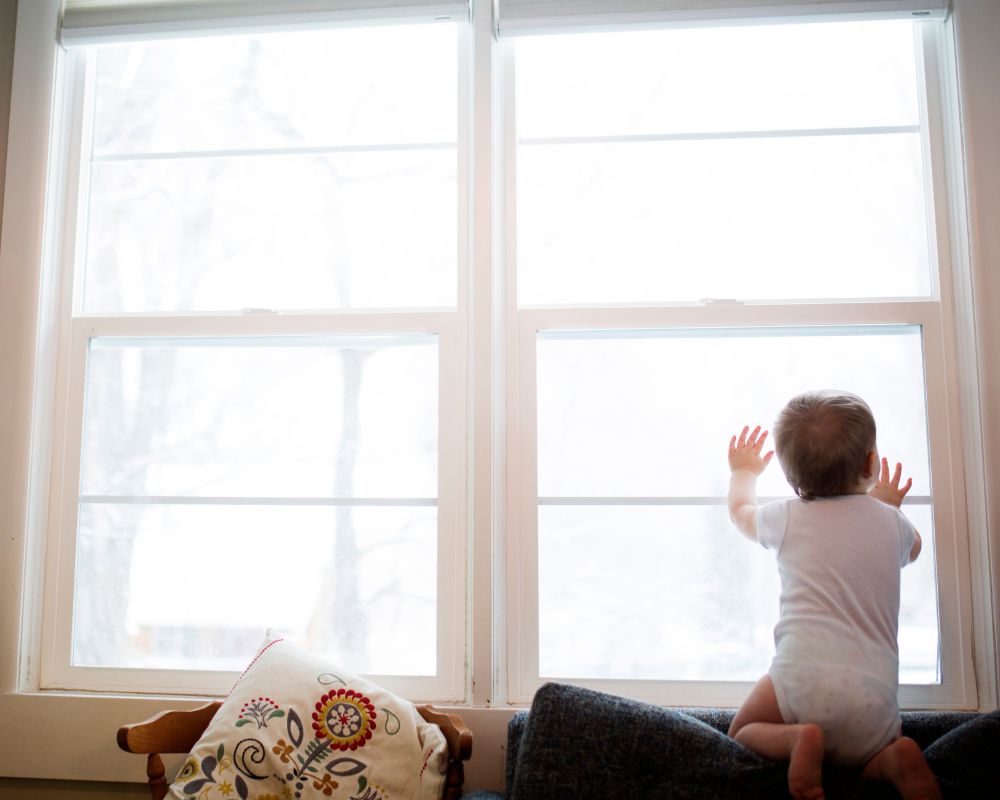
[465,682,999,799]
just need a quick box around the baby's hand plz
[869,457,912,508]
[728,425,774,476]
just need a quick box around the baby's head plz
[774,390,876,500]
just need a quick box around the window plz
[504,17,974,706]
[1,1,990,752]
[41,10,468,698]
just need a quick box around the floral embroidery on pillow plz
[173,678,397,799]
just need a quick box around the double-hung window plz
[501,3,977,707]
[1,0,989,740]
[40,0,469,699]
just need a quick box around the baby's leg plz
[861,737,942,800]
[730,675,826,800]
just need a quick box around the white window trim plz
[1,0,998,788]
[37,13,470,698]
[500,19,980,708]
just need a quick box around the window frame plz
[501,21,978,708]
[35,13,472,701]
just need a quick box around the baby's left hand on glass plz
[869,457,912,508]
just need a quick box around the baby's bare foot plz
[788,723,825,800]
[864,737,942,800]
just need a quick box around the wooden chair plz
[118,701,473,800]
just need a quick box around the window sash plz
[61,0,470,45]
[501,20,976,708]
[38,24,471,698]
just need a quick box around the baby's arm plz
[869,456,922,562]
[728,425,774,542]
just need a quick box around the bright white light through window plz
[515,21,931,304]
[536,327,938,683]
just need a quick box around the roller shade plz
[497,0,949,35]
[60,0,470,44]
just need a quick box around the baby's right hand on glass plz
[728,425,774,476]
[869,457,912,508]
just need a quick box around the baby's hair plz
[774,390,876,500]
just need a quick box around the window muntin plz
[514,21,933,305]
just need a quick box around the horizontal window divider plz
[71,311,457,338]
[519,125,921,148]
[518,301,940,331]
[92,141,459,163]
[79,495,438,507]
[539,496,932,506]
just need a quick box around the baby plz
[726,390,941,800]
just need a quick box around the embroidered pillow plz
[168,636,448,800]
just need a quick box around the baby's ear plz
[862,450,878,479]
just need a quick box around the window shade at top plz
[497,0,949,34]
[60,0,470,44]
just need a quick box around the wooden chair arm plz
[117,700,223,755]
[417,704,474,761]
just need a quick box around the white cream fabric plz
[756,494,917,764]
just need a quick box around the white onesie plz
[756,494,917,766]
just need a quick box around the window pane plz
[516,21,919,139]
[92,25,457,154]
[539,506,778,681]
[84,150,456,312]
[82,23,458,313]
[536,326,939,684]
[539,504,937,683]
[517,134,929,303]
[515,20,932,304]
[80,335,438,498]
[73,503,436,673]
[537,327,929,499]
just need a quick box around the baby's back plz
[763,494,916,683]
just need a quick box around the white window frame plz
[34,2,473,701]
[502,20,979,709]
[1,0,999,789]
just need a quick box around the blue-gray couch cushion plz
[497,683,998,799]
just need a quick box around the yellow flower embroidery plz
[312,774,338,796]
[176,757,199,782]
[217,781,233,797]
[271,738,294,763]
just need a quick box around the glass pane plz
[899,505,939,684]
[516,21,919,139]
[517,135,930,303]
[539,506,779,681]
[80,335,437,498]
[92,24,457,154]
[73,503,437,674]
[537,327,929,499]
[83,150,456,312]
[539,504,937,683]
